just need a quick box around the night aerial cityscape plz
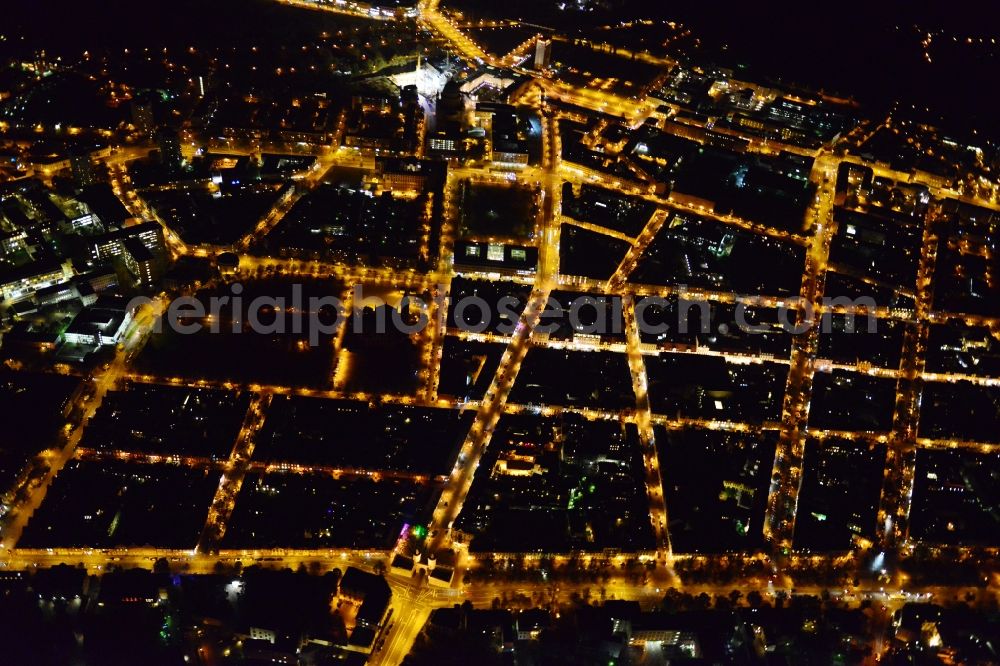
[1,1,1000,664]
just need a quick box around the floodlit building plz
[534,37,552,70]
[338,567,392,653]
[89,221,165,264]
[62,298,134,347]
[389,55,447,98]
[0,259,74,303]
[453,240,537,276]
[123,238,158,287]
